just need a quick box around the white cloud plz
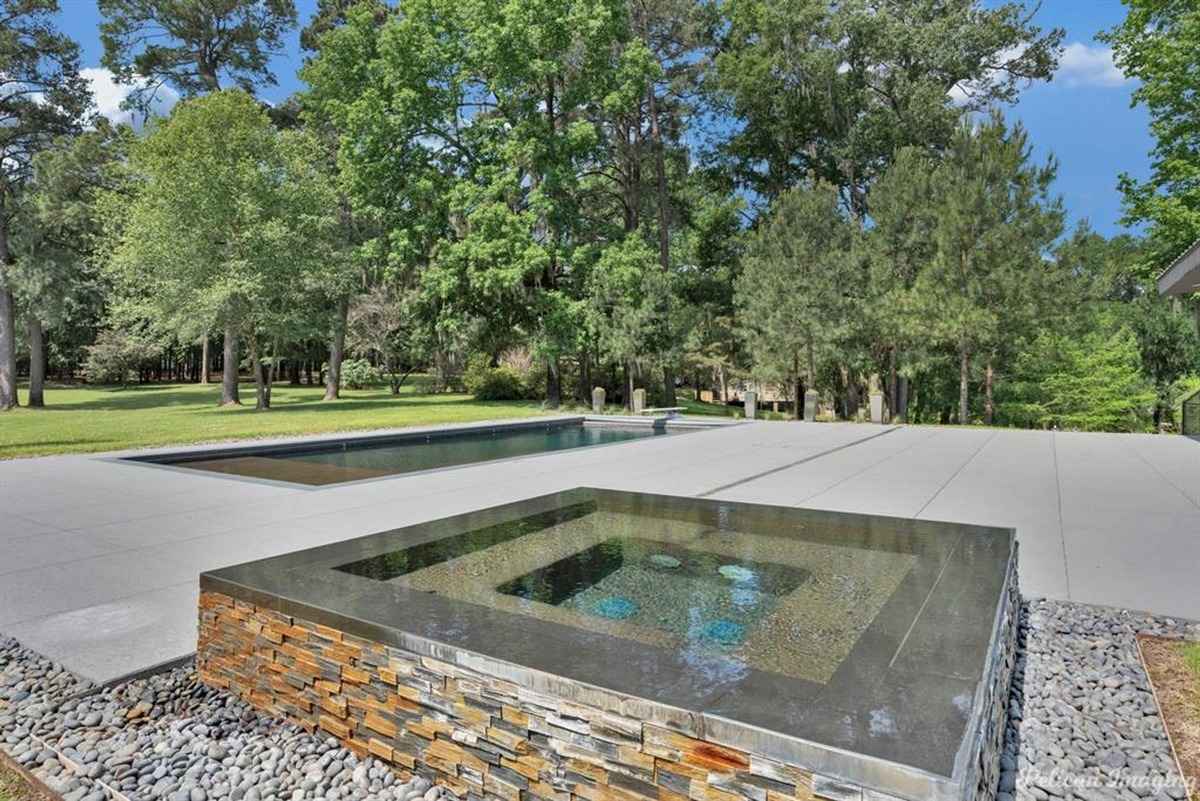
[1055,43,1128,88]
[81,67,180,129]
[948,42,1128,105]
[948,45,1027,106]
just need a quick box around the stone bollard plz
[632,388,646,414]
[592,386,606,414]
[869,392,884,424]
[804,389,818,422]
[744,390,757,420]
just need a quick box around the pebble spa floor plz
[195,488,1019,801]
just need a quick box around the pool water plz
[131,422,677,486]
[335,499,919,683]
[496,536,812,647]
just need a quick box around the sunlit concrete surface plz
[1,418,1198,682]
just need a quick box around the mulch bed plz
[1138,635,1200,799]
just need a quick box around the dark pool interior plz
[128,422,677,486]
[204,488,1015,783]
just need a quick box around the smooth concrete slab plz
[4,581,200,681]
[917,430,1068,601]
[708,428,1065,601]
[1,418,1198,682]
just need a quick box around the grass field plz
[0,754,51,801]
[0,379,548,459]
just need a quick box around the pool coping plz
[104,415,736,491]
[200,488,1018,801]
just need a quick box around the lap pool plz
[123,418,695,486]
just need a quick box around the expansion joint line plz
[1050,432,1071,601]
[696,426,901,498]
[912,429,998,521]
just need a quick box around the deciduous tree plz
[104,90,336,408]
[1103,2,1200,272]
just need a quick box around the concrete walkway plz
[1,420,1198,683]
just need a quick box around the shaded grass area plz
[1,379,548,459]
[680,396,740,417]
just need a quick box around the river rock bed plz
[3,598,1198,801]
[1001,599,1198,801]
[0,637,447,801]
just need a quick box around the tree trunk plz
[221,325,241,406]
[839,366,852,419]
[26,317,45,408]
[888,347,897,423]
[577,349,590,404]
[958,345,970,425]
[624,362,634,411]
[546,359,561,409]
[0,212,16,410]
[200,337,210,384]
[250,338,268,410]
[264,340,279,408]
[984,359,995,426]
[324,297,348,401]
[646,81,676,407]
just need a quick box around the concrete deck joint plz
[696,425,900,497]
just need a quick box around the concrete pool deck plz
[1,418,1198,683]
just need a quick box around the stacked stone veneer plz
[967,556,1020,801]
[198,585,1017,801]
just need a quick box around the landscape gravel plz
[2,598,1198,801]
[1001,599,1198,801]
[0,636,449,801]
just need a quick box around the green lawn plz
[0,379,548,459]
[679,396,740,417]
[1186,642,1200,679]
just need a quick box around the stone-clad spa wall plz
[197,583,1017,801]
[966,552,1020,801]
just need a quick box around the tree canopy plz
[99,0,298,106]
[0,0,1196,435]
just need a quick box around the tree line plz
[0,0,1197,432]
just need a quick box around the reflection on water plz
[497,537,811,651]
[162,424,678,485]
[335,500,917,683]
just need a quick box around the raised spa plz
[198,489,1017,801]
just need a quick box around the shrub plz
[998,327,1155,432]
[1169,374,1200,429]
[339,358,379,390]
[82,330,160,385]
[463,353,528,400]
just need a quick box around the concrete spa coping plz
[112,415,736,491]
[199,487,1018,801]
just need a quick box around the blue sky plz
[54,0,1150,238]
